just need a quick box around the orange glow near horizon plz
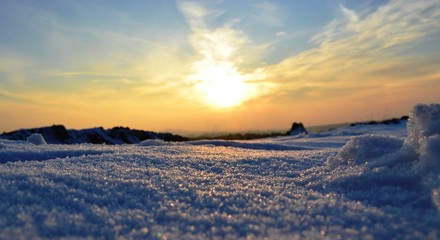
[0,1,440,133]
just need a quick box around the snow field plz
[0,104,439,239]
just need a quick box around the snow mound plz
[408,104,440,212]
[434,188,440,211]
[138,139,170,146]
[329,103,440,212]
[26,133,47,145]
[328,134,403,167]
[407,104,440,148]
[330,103,440,171]
[407,104,440,174]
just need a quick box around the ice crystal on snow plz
[0,104,439,239]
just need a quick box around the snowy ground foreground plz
[1,104,440,239]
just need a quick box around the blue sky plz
[0,0,439,133]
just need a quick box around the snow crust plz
[26,133,47,145]
[0,104,439,239]
[408,104,440,174]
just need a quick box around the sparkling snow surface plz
[1,104,440,239]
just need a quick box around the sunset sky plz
[1,0,439,133]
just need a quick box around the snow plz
[407,104,440,174]
[26,133,47,145]
[1,104,439,239]
[328,134,404,168]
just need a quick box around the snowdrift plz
[328,104,440,210]
[330,103,440,171]
[0,104,439,239]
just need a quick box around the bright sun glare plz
[190,60,248,108]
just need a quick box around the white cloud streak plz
[265,0,440,92]
[251,1,283,27]
[177,0,271,107]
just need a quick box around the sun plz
[190,60,248,108]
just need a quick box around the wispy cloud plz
[0,1,197,113]
[251,1,283,27]
[1,0,439,131]
[47,71,134,79]
[177,0,271,107]
[312,1,440,49]
[0,89,34,104]
[263,0,440,102]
